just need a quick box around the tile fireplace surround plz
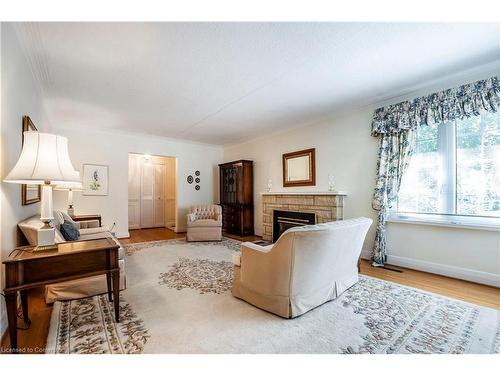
[261,192,347,242]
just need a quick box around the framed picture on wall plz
[82,164,109,196]
[21,116,41,205]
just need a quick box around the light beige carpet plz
[46,238,500,354]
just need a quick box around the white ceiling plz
[14,22,500,145]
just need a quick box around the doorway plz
[128,153,177,231]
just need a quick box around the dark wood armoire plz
[219,160,254,236]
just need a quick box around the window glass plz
[397,124,440,214]
[397,112,500,219]
[456,112,500,217]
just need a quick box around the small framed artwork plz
[21,116,41,205]
[82,164,109,196]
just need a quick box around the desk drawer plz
[20,251,109,285]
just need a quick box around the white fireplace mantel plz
[261,191,347,196]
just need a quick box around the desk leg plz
[20,290,31,324]
[112,271,120,323]
[5,292,18,353]
[106,273,112,302]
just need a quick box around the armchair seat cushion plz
[188,219,221,227]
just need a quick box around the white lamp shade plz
[4,131,80,185]
[54,181,83,191]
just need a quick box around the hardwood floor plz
[2,227,498,353]
[359,261,499,310]
[0,287,52,354]
[120,227,185,244]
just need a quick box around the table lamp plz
[54,181,83,216]
[4,131,80,250]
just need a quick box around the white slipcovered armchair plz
[18,211,126,303]
[232,217,372,318]
[186,204,222,241]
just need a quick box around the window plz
[397,112,500,219]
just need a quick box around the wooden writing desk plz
[2,238,120,353]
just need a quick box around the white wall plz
[224,109,379,256]
[0,23,51,337]
[224,103,500,287]
[386,223,499,286]
[52,126,223,237]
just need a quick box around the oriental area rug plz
[46,238,500,354]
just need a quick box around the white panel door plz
[128,154,141,200]
[153,163,166,227]
[129,154,169,229]
[165,157,176,227]
[128,154,141,229]
[140,161,154,228]
[128,201,140,229]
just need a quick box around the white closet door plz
[128,201,140,229]
[164,157,176,227]
[128,154,141,229]
[153,163,166,227]
[140,162,155,228]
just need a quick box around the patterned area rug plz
[46,238,500,354]
[47,295,149,354]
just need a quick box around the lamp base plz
[37,226,56,248]
[37,183,56,250]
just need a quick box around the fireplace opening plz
[272,210,316,242]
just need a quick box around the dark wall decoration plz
[188,171,201,191]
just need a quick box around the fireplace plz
[272,210,316,242]
[261,192,345,242]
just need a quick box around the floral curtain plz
[372,130,415,264]
[370,76,499,265]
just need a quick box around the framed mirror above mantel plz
[282,148,315,187]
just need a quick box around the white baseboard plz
[359,248,498,287]
[175,225,187,233]
[360,248,372,260]
[116,231,130,239]
[387,255,500,287]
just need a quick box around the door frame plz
[128,152,178,232]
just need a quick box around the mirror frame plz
[21,116,41,205]
[282,148,316,187]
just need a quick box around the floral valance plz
[371,76,500,136]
